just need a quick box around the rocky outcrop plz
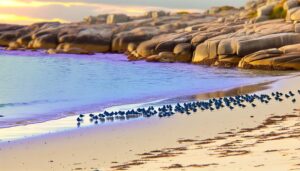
[207,6,239,15]
[192,16,300,68]
[173,43,193,62]
[0,24,24,32]
[57,35,111,53]
[29,33,58,49]
[237,33,300,56]
[83,14,108,24]
[0,32,18,46]
[112,27,161,52]
[239,44,300,70]
[106,14,130,24]
[146,11,168,19]
[256,2,277,21]
[284,0,299,11]
[2,1,300,70]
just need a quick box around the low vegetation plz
[269,0,287,19]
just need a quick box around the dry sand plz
[0,74,300,171]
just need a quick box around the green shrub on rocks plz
[247,10,258,19]
[208,6,236,15]
[269,0,287,19]
[176,11,190,15]
[218,6,236,11]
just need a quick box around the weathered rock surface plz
[30,33,58,49]
[146,11,168,19]
[237,33,300,56]
[284,0,299,11]
[256,2,277,22]
[2,1,300,70]
[83,14,108,24]
[55,26,114,53]
[106,14,130,24]
[173,43,193,62]
[112,27,161,52]
[239,44,300,70]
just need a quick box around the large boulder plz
[236,33,300,56]
[0,24,24,32]
[155,41,177,53]
[57,27,113,53]
[16,35,32,47]
[208,6,237,15]
[155,34,192,53]
[57,35,111,53]
[0,22,60,47]
[145,55,160,62]
[7,42,22,50]
[153,11,168,18]
[240,52,300,70]
[283,0,299,11]
[106,14,130,24]
[0,32,17,46]
[29,33,58,49]
[173,43,193,62]
[112,34,150,52]
[279,43,300,53]
[53,43,93,54]
[239,44,300,70]
[158,52,176,62]
[193,39,220,64]
[290,7,300,21]
[238,48,283,69]
[190,23,241,46]
[112,27,161,52]
[256,2,277,22]
[136,33,188,58]
[127,43,138,52]
[84,14,108,24]
[218,38,238,56]
[146,11,168,19]
[136,39,161,57]
[251,20,294,34]
[192,33,237,64]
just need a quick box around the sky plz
[0,0,247,25]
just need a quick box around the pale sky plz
[0,0,247,25]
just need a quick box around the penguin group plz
[76,89,300,127]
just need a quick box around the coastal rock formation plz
[256,2,276,21]
[2,1,300,70]
[112,27,161,52]
[146,11,168,19]
[83,14,108,24]
[173,43,193,62]
[106,14,130,24]
[55,25,114,53]
[239,44,300,70]
[30,33,58,49]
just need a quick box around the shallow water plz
[0,50,287,128]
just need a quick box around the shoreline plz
[0,73,289,141]
[0,73,299,171]
[1,0,300,170]
[0,48,291,130]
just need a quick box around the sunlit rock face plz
[3,0,300,70]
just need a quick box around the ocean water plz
[0,50,285,128]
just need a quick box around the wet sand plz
[0,74,300,171]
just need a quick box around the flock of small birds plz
[76,90,300,127]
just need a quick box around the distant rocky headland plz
[1,0,300,70]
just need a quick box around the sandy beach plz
[0,74,299,171]
[2,0,300,171]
